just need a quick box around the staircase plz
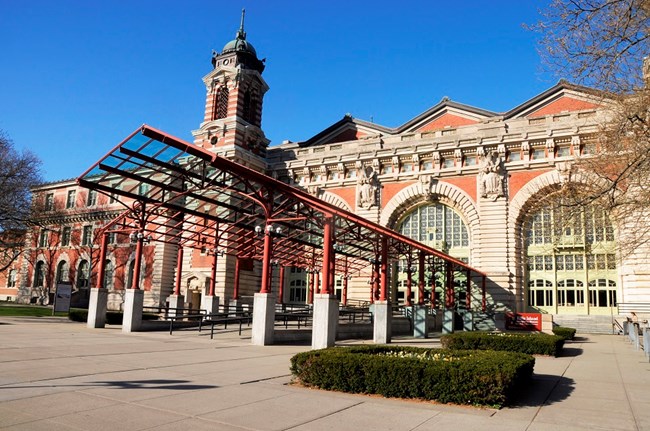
[552,314,619,334]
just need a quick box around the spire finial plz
[237,8,246,40]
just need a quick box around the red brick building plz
[3,15,649,332]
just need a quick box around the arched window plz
[396,203,470,305]
[56,261,69,283]
[77,260,89,289]
[7,269,16,288]
[524,197,617,314]
[211,85,229,120]
[103,259,114,289]
[398,203,469,254]
[34,261,45,287]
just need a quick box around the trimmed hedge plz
[552,326,576,341]
[290,345,535,407]
[68,309,158,324]
[440,331,565,357]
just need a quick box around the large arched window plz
[397,203,469,259]
[77,260,90,289]
[56,261,69,284]
[212,86,229,120]
[524,199,617,315]
[34,261,45,287]
[396,203,470,305]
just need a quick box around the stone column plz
[413,304,429,338]
[251,292,275,345]
[373,301,392,344]
[87,288,108,328]
[123,288,144,333]
[312,294,338,349]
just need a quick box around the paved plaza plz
[0,317,649,430]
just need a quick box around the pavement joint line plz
[281,400,366,431]
[613,337,641,431]
[408,411,444,431]
[522,339,580,431]
[240,374,292,384]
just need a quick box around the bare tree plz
[532,0,650,253]
[0,131,42,272]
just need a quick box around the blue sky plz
[0,1,554,182]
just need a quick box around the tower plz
[192,10,270,171]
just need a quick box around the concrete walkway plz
[0,317,649,431]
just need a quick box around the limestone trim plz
[380,179,479,231]
[320,191,353,212]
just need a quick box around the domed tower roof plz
[222,9,257,56]
[212,9,265,73]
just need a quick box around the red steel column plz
[315,271,320,294]
[466,268,471,310]
[482,276,487,312]
[233,258,241,300]
[174,247,183,295]
[380,237,388,301]
[131,234,143,290]
[96,233,108,289]
[321,216,333,295]
[445,262,454,309]
[371,263,379,303]
[278,265,285,304]
[209,251,217,296]
[260,227,273,293]
[308,271,314,304]
[343,274,349,306]
[417,252,425,305]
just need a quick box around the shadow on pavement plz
[510,374,575,408]
[89,379,218,390]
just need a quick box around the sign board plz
[505,312,542,331]
[53,283,72,313]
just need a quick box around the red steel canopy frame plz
[78,125,487,305]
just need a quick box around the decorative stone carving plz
[556,161,573,184]
[571,135,581,153]
[356,165,379,209]
[307,185,322,197]
[478,151,505,200]
[419,175,436,200]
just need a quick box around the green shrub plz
[290,345,534,407]
[552,326,576,341]
[68,309,87,322]
[440,331,565,357]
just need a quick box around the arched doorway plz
[523,199,618,315]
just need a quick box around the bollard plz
[644,328,650,362]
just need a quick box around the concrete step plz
[552,314,620,334]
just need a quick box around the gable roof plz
[504,80,605,119]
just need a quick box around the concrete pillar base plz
[494,313,507,331]
[168,294,184,318]
[123,289,144,333]
[251,293,276,346]
[413,305,429,338]
[442,309,454,334]
[201,295,220,314]
[541,313,554,334]
[463,310,474,331]
[373,301,392,344]
[87,288,108,329]
[312,294,338,349]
